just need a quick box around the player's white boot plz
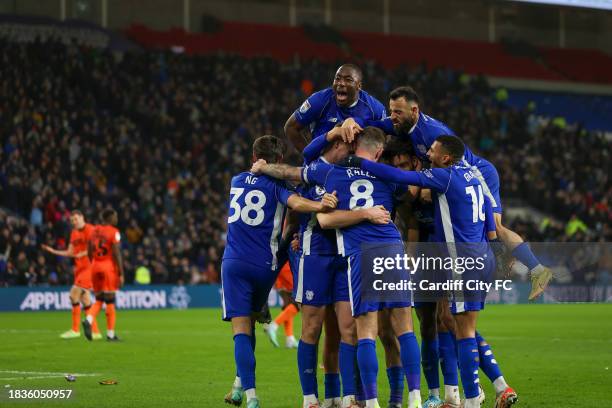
[285,335,298,348]
[477,384,485,405]
[304,394,320,408]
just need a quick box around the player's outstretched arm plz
[317,205,391,229]
[364,117,396,136]
[358,158,423,186]
[41,244,77,258]
[287,192,338,214]
[250,159,303,183]
[284,113,310,152]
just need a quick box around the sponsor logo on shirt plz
[315,185,326,197]
[299,100,311,114]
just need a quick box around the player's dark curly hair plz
[253,135,285,163]
[381,137,415,162]
[390,86,421,105]
[435,135,465,164]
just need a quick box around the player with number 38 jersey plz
[221,135,338,408]
[223,173,295,272]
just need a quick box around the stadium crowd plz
[0,38,609,286]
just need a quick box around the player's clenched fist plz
[319,191,338,212]
[250,158,267,174]
[365,205,391,224]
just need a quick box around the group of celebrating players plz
[221,64,553,408]
[42,209,124,342]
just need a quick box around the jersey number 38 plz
[228,188,266,226]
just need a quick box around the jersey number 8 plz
[228,187,266,226]
[349,179,374,209]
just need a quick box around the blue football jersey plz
[368,112,480,166]
[360,160,491,245]
[298,157,338,255]
[302,161,405,256]
[223,172,295,270]
[294,88,387,139]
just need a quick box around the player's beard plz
[394,117,415,135]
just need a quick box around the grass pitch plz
[0,304,611,407]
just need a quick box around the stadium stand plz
[0,24,609,286]
[125,22,612,84]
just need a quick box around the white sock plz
[493,376,509,395]
[530,264,545,274]
[408,389,422,405]
[269,321,278,332]
[86,315,93,324]
[233,376,242,388]
[464,396,480,408]
[245,388,257,402]
[429,388,440,397]
[445,384,460,405]
[303,394,318,406]
[365,398,379,408]
[107,329,114,338]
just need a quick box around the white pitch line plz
[0,329,56,334]
[0,370,100,377]
[0,375,97,380]
[0,370,99,381]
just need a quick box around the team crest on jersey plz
[299,100,311,114]
[306,290,314,301]
[417,144,427,155]
[315,185,326,197]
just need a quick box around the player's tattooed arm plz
[250,159,303,183]
[287,191,338,213]
[284,113,311,152]
[317,205,391,229]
